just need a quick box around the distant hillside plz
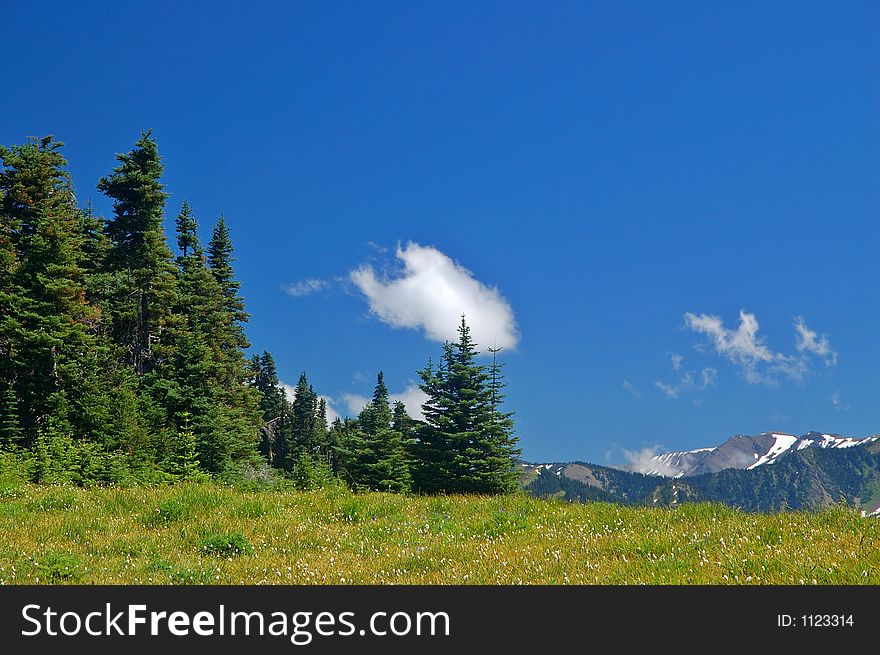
[523,439,880,514]
[618,431,879,477]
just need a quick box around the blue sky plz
[3,1,878,464]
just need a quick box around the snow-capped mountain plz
[621,431,879,478]
[522,431,880,514]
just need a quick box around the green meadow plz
[1,481,877,585]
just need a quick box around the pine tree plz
[149,200,260,474]
[174,200,199,258]
[171,412,203,480]
[340,372,411,492]
[414,316,521,494]
[207,214,249,349]
[97,131,179,376]
[315,397,331,466]
[392,399,418,468]
[251,351,284,422]
[0,136,110,446]
[0,382,23,449]
[274,372,329,476]
[289,372,318,456]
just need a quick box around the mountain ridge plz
[616,431,879,478]
[521,430,880,514]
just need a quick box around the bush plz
[145,498,189,525]
[199,532,253,557]
[30,432,135,486]
[34,552,83,582]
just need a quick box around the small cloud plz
[670,353,683,371]
[795,318,838,366]
[830,392,849,412]
[684,310,779,384]
[622,380,641,398]
[655,367,716,400]
[684,310,823,385]
[342,393,370,416]
[279,381,341,424]
[390,382,429,420]
[342,383,428,420]
[284,279,328,297]
[320,396,341,424]
[279,382,297,400]
[655,381,680,399]
[622,446,677,476]
[350,241,519,350]
[701,367,717,388]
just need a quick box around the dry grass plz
[1,480,878,584]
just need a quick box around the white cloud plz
[701,367,717,387]
[655,381,680,399]
[321,396,341,424]
[622,446,678,477]
[683,310,815,385]
[280,382,297,401]
[341,383,428,420]
[655,367,716,400]
[622,380,641,398]
[350,241,519,350]
[284,278,328,297]
[390,382,428,420]
[830,392,849,412]
[684,310,774,380]
[795,318,838,366]
[279,381,341,424]
[342,393,370,416]
[670,353,683,371]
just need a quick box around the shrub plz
[144,498,189,525]
[35,552,83,582]
[199,532,253,557]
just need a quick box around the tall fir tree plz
[149,200,261,474]
[97,131,179,376]
[339,372,412,492]
[275,372,324,473]
[414,316,521,494]
[289,372,319,456]
[0,381,23,449]
[0,136,112,446]
[207,214,249,350]
[251,351,285,422]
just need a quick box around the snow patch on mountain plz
[747,433,798,469]
[622,431,878,478]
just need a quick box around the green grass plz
[0,480,878,584]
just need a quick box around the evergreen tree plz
[315,397,331,465]
[392,399,418,466]
[97,130,179,376]
[0,136,111,446]
[274,372,330,477]
[174,200,199,258]
[251,351,284,422]
[0,382,23,449]
[148,200,260,474]
[414,316,521,494]
[340,372,411,492]
[289,372,319,456]
[170,412,203,479]
[207,214,249,350]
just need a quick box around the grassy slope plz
[1,481,878,585]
